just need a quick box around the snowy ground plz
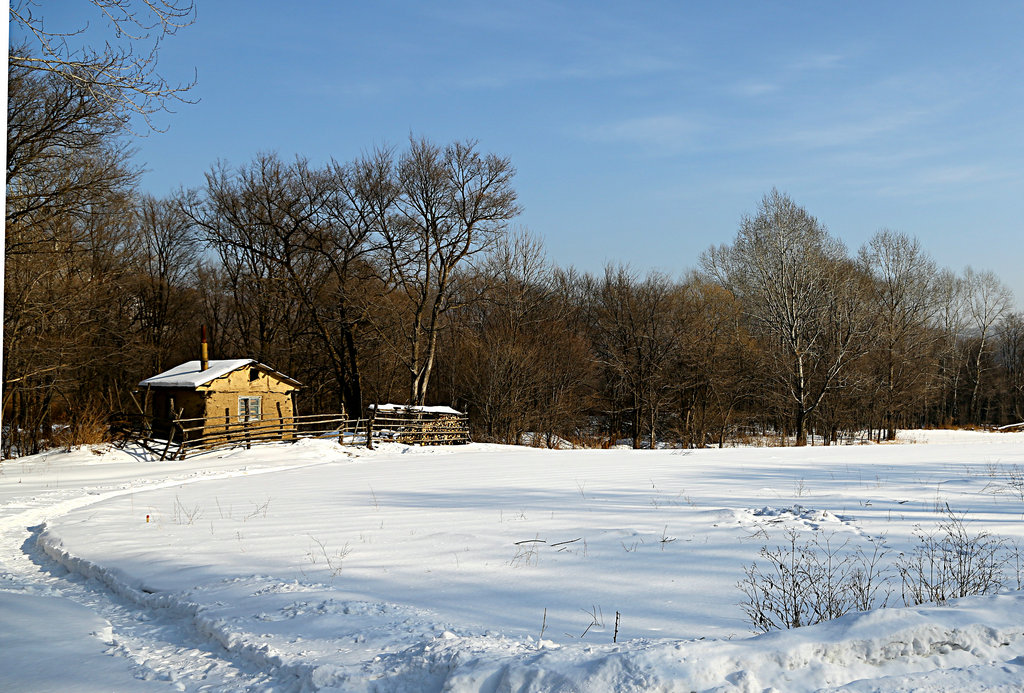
[2,431,1024,691]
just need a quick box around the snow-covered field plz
[2,431,1024,691]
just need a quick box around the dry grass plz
[54,404,111,450]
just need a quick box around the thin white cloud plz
[452,53,679,91]
[582,115,701,153]
[876,164,1019,197]
[776,109,932,149]
[731,81,780,97]
[728,50,848,100]
[789,52,846,71]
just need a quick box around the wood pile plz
[371,407,470,445]
[409,414,470,445]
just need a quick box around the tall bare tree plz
[997,312,1024,423]
[129,194,197,374]
[929,268,969,424]
[184,154,365,412]
[703,190,871,445]
[448,231,593,445]
[6,58,136,253]
[963,267,1014,420]
[591,265,683,448]
[5,56,140,454]
[383,138,519,406]
[674,275,760,448]
[859,230,939,439]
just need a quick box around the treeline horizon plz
[6,56,1024,457]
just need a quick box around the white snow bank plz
[429,594,1024,692]
[898,428,1023,444]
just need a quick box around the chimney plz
[200,325,209,371]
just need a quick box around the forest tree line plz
[6,47,1024,457]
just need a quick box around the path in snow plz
[0,445,341,691]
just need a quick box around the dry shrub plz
[739,531,890,632]
[898,507,1008,606]
[564,432,614,449]
[741,508,1017,633]
[54,403,112,450]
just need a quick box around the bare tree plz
[930,269,969,424]
[9,0,196,130]
[448,231,593,445]
[6,58,137,252]
[591,265,683,449]
[859,231,940,439]
[5,58,140,454]
[129,194,197,374]
[452,231,550,441]
[383,138,520,406]
[997,313,1024,423]
[674,275,760,447]
[305,150,398,414]
[703,190,871,445]
[184,154,371,413]
[963,267,1014,421]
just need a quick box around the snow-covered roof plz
[139,360,300,389]
[370,403,465,415]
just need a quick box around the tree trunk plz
[795,406,807,447]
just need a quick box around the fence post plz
[160,421,175,460]
[159,398,177,460]
[177,418,187,460]
[366,413,374,450]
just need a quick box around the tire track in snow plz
[0,456,338,691]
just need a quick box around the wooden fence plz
[111,409,469,459]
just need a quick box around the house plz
[139,358,301,442]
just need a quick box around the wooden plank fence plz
[112,409,469,459]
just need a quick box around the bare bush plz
[741,509,1012,633]
[983,464,1024,501]
[897,507,1007,606]
[740,531,890,632]
[848,540,892,612]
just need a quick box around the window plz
[238,396,261,422]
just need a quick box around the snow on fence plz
[110,407,469,459]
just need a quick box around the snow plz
[139,359,258,388]
[0,592,169,692]
[371,403,465,415]
[2,431,1024,691]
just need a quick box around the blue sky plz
[18,1,1024,302]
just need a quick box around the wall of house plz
[197,367,297,441]
[199,367,297,396]
[201,392,294,425]
[149,389,207,437]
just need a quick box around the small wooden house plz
[139,359,301,441]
